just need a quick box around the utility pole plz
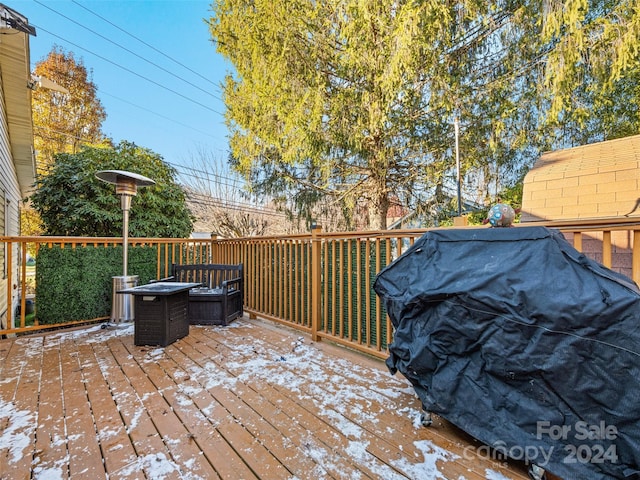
[454,116,462,217]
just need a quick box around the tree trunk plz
[368,191,389,230]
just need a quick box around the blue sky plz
[11,0,231,174]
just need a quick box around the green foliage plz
[209,1,549,229]
[29,141,194,238]
[35,245,157,324]
[210,0,640,231]
[541,0,640,125]
[211,1,436,228]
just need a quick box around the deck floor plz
[0,317,531,480]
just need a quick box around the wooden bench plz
[163,263,244,326]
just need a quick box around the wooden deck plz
[0,317,532,480]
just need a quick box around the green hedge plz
[35,245,157,324]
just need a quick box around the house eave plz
[0,4,36,198]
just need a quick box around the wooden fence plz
[3,217,640,358]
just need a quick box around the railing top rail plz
[215,233,313,242]
[3,216,640,245]
[222,216,640,242]
[516,217,640,229]
[0,236,214,243]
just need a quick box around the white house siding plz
[0,78,22,329]
[0,6,36,331]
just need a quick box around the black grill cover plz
[374,226,640,480]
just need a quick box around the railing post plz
[211,234,218,263]
[311,225,322,342]
[5,238,13,329]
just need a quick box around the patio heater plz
[95,170,155,323]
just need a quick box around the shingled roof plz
[521,134,640,221]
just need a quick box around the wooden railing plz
[3,218,640,357]
[0,236,213,336]
[209,228,426,358]
[212,217,640,359]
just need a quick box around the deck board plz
[181,336,377,479]
[98,337,189,480]
[34,343,69,479]
[164,340,326,479]
[1,336,43,478]
[204,326,422,479]
[0,318,533,480]
[144,349,259,480]
[177,333,369,479]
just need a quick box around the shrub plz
[35,245,157,324]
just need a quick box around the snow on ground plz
[391,440,459,479]
[485,469,516,480]
[0,397,35,464]
[0,320,516,479]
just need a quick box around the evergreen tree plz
[209,1,542,229]
[209,0,640,229]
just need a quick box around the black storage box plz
[188,287,243,325]
[163,263,244,326]
[134,291,188,346]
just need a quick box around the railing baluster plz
[311,226,321,341]
[573,231,583,251]
[633,231,640,286]
[365,239,371,347]
[375,238,382,352]
[602,230,612,268]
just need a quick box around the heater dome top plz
[95,170,155,188]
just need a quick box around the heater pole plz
[121,194,131,276]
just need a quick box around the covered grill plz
[374,226,640,480]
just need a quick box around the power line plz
[33,125,244,192]
[33,0,223,103]
[70,0,221,93]
[171,167,248,193]
[32,23,225,115]
[169,161,241,187]
[29,1,230,160]
[187,192,287,218]
[33,141,279,218]
[99,89,223,140]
